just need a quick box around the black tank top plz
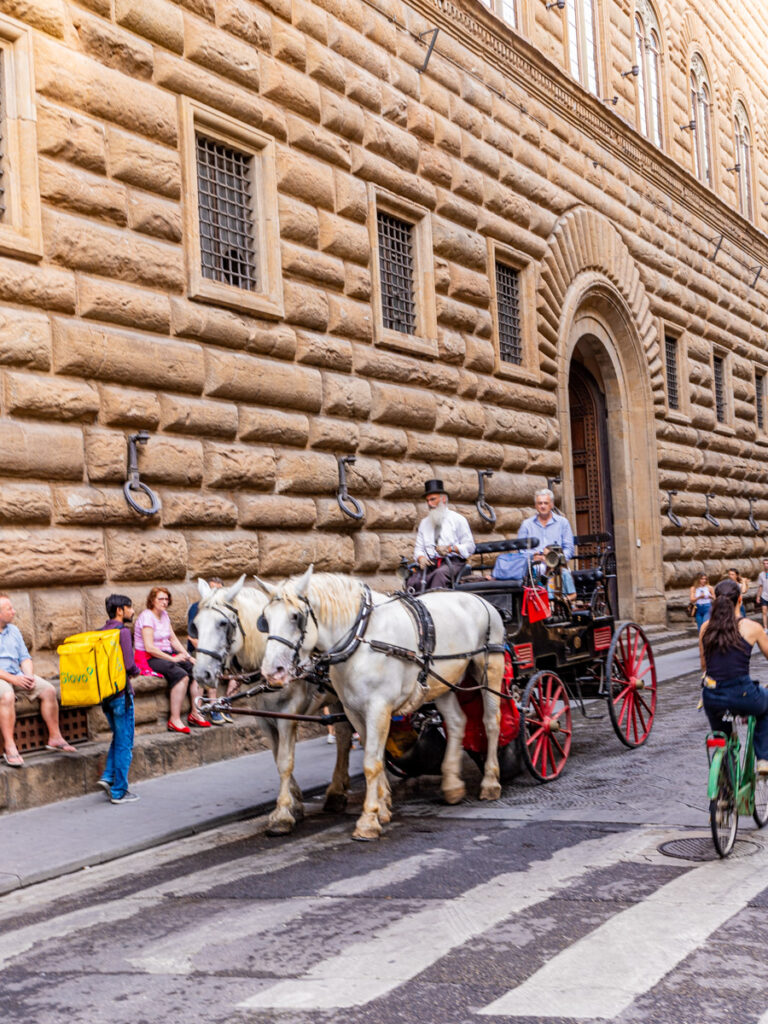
[705,633,752,681]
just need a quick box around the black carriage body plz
[454,576,614,693]
[385,536,657,782]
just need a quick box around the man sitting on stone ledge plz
[0,594,76,768]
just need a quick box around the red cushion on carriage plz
[522,586,550,623]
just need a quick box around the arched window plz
[481,0,518,30]
[634,0,663,147]
[690,55,713,186]
[567,0,600,95]
[734,102,754,220]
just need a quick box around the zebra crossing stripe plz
[237,827,654,1011]
[128,847,458,975]
[479,843,768,1019]
[0,824,351,971]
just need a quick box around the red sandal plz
[167,720,190,734]
[187,714,212,729]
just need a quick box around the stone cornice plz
[407,0,768,272]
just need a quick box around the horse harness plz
[264,587,506,695]
[196,601,246,667]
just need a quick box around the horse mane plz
[198,585,268,670]
[280,572,368,632]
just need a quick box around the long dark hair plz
[701,579,742,657]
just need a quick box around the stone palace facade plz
[0,0,767,672]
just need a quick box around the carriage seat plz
[456,578,524,595]
[572,568,603,594]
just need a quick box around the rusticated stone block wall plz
[1,0,768,671]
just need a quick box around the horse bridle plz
[196,602,245,666]
[257,596,319,675]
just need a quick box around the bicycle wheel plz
[710,755,738,857]
[753,771,768,828]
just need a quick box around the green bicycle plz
[707,714,768,857]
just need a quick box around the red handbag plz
[522,586,550,623]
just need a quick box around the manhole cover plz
[658,836,760,861]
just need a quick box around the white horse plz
[192,575,353,836]
[255,567,505,841]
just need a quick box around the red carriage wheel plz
[519,670,572,782]
[605,621,657,748]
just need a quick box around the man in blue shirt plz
[0,594,76,768]
[517,488,577,600]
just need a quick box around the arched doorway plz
[555,290,666,625]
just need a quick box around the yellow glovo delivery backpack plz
[57,630,127,707]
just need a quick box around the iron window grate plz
[665,335,679,409]
[713,355,725,422]
[496,262,522,365]
[196,134,258,291]
[757,374,765,433]
[377,210,416,335]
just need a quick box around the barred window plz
[377,210,416,335]
[664,335,679,410]
[196,135,258,291]
[757,374,765,433]
[496,262,522,365]
[713,355,725,423]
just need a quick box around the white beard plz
[428,502,448,542]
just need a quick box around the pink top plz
[134,608,174,654]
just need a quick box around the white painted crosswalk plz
[128,847,457,975]
[5,817,768,1023]
[479,847,768,1018]
[237,828,654,1011]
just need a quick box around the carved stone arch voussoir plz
[538,207,665,411]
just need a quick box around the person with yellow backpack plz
[97,595,140,804]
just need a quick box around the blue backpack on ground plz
[492,551,533,580]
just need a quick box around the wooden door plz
[568,361,615,554]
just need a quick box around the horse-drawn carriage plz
[385,534,657,785]
[194,531,656,840]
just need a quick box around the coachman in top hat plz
[407,479,476,592]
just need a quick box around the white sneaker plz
[326,733,335,744]
[756,759,768,775]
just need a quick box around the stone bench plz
[13,672,204,752]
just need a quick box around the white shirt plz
[759,571,768,601]
[414,507,475,561]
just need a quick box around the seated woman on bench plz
[492,487,576,602]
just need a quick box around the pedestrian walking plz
[98,595,140,804]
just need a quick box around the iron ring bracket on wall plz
[475,469,496,525]
[665,490,683,529]
[703,492,720,528]
[336,455,364,521]
[748,497,760,532]
[123,431,160,517]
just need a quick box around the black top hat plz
[423,479,447,498]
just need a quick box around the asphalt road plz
[2,669,768,1024]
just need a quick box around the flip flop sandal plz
[3,752,24,768]
[45,743,77,753]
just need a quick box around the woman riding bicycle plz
[699,578,768,774]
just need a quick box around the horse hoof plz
[352,828,380,842]
[323,792,348,814]
[480,781,502,801]
[443,786,466,805]
[378,807,392,825]
[266,817,295,837]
